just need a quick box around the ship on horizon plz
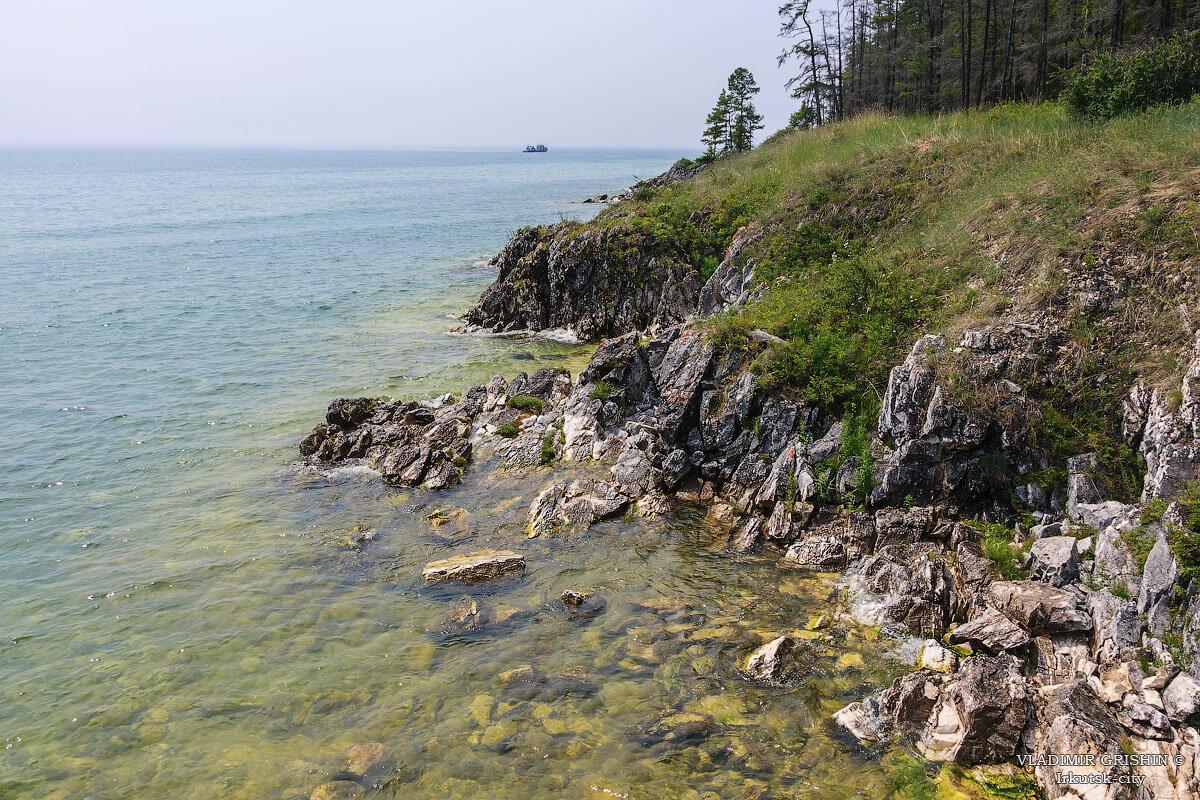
[523,144,548,153]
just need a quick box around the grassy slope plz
[603,101,1199,397]
[585,101,1200,503]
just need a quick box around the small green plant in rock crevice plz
[507,396,545,413]
[590,381,615,401]
[967,519,1031,580]
[1029,342,1143,503]
[1124,483,1200,583]
[539,435,556,465]
[840,399,877,507]
[495,421,520,439]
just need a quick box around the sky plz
[0,0,805,150]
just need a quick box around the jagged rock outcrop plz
[872,325,1057,508]
[461,224,704,340]
[1029,536,1082,587]
[526,478,631,536]
[948,607,1031,652]
[1030,681,1139,800]
[920,654,1029,765]
[629,158,707,191]
[1125,330,1200,501]
[988,581,1093,636]
[696,223,766,317]
[299,367,574,487]
[302,214,1200,798]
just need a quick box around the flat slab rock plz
[988,580,1091,635]
[421,550,526,584]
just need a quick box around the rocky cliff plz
[304,109,1200,798]
[460,223,705,340]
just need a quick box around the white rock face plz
[1126,330,1200,501]
[1163,672,1200,722]
[833,698,886,742]
[1029,536,1081,587]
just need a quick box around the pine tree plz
[726,67,765,151]
[701,69,765,157]
[701,89,734,157]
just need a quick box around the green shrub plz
[969,519,1030,580]
[1034,349,1143,502]
[840,400,877,506]
[1126,484,1200,583]
[539,435,555,465]
[507,395,545,413]
[1064,31,1200,121]
[590,380,615,401]
[495,421,520,438]
[712,250,943,410]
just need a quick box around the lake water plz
[0,149,911,799]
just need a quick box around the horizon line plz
[0,143,699,153]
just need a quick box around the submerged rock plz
[631,709,714,747]
[421,550,526,584]
[743,636,798,683]
[557,590,607,618]
[309,781,364,800]
[338,742,393,785]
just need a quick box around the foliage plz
[507,395,545,413]
[539,435,555,465]
[841,400,878,506]
[1126,484,1200,583]
[1033,348,1143,502]
[969,519,1030,580]
[713,249,943,408]
[494,421,520,438]
[701,68,764,156]
[1065,31,1200,121]
[590,380,615,401]
[613,100,1199,425]
[778,0,1200,123]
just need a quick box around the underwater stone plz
[743,635,797,683]
[421,550,526,584]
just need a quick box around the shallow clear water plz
[0,149,909,799]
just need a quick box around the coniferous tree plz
[701,89,734,157]
[776,0,1198,123]
[700,69,766,156]
[727,67,765,151]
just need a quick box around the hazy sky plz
[1,1,806,150]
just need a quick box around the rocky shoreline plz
[301,183,1200,798]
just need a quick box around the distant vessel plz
[523,144,548,153]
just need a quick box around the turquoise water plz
[0,149,908,799]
